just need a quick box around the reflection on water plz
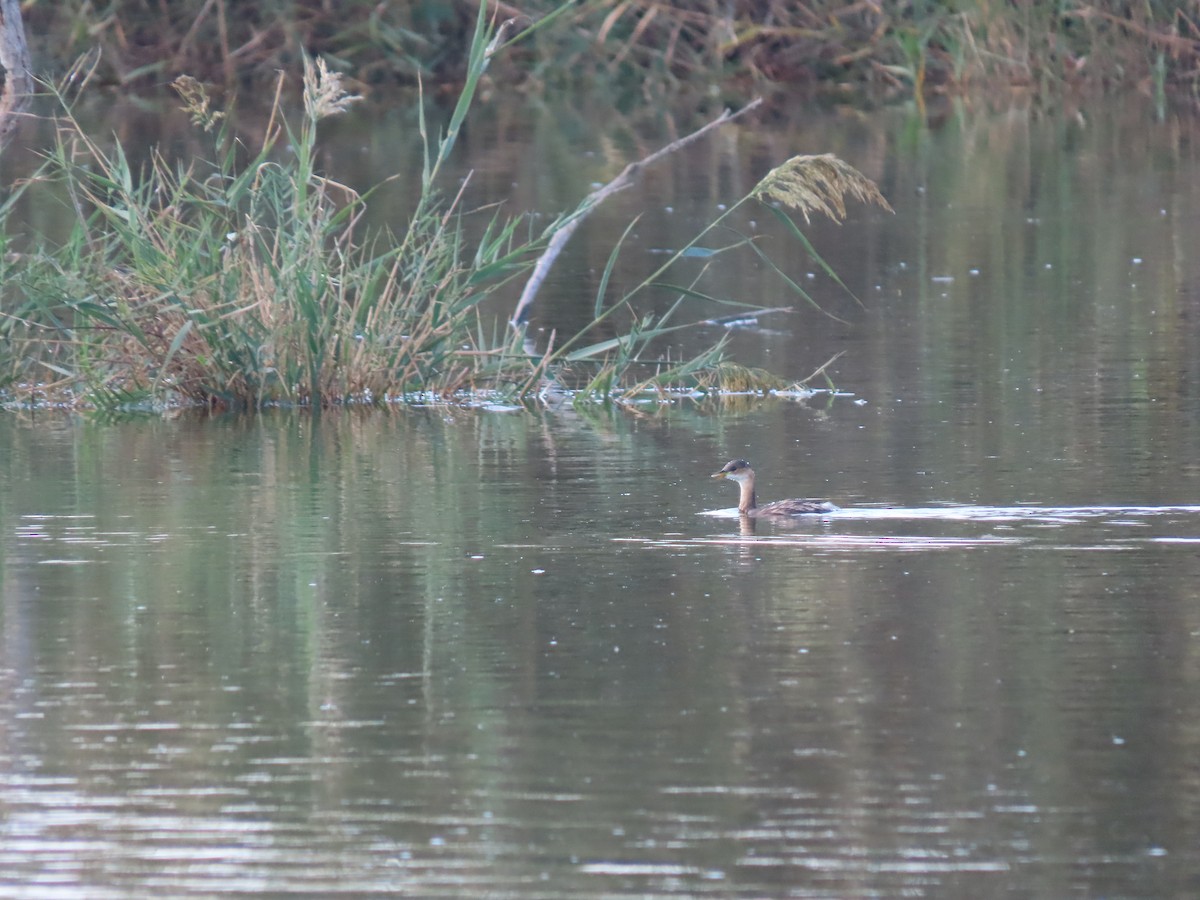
[4,97,1200,897]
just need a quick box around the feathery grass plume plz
[170,76,224,131]
[755,154,893,223]
[302,55,362,121]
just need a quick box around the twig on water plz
[802,350,845,388]
[509,97,764,329]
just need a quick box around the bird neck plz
[738,478,757,514]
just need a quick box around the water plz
[3,98,1200,897]
[3,409,1198,897]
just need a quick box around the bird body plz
[711,459,837,516]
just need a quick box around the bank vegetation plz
[17,1,1200,102]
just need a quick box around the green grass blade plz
[595,216,639,319]
[764,205,863,307]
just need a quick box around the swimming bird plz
[711,459,837,516]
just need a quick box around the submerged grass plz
[0,10,890,413]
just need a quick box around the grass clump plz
[3,10,535,410]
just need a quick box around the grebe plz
[711,459,837,516]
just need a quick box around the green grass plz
[0,8,889,413]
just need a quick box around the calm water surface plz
[3,97,1200,897]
